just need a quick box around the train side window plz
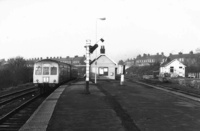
[43,67,49,75]
[35,66,42,75]
[51,67,57,75]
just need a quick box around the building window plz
[99,67,108,76]
[179,58,184,62]
[170,66,174,73]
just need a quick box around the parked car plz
[159,73,171,82]
[188,74,195,78]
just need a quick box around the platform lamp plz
[95,17,106,84]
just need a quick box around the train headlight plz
[36,79,39,83]
[54,80,56,83]
[43,77,49,83]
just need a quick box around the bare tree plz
[118,60,124,65]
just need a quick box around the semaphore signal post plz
[85,39,91,94]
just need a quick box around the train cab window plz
[35,66,42,75]
[51,67,57,75]
[43,67,49,75]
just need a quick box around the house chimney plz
[100,46,105,54]
[179,52,182,55]
[143,53,147,57]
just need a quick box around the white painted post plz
[120,74,124,85]
[85,40,91,94]
[120,65,125,85]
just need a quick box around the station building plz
[90,46,117,80]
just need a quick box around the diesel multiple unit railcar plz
[33,59,77,90]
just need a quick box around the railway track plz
[0,86,38,105]
[0,96,46,131]
[0,86,43,131]
[0,79,76,131]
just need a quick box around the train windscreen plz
[35,66,42,75]
[43,67,50,75]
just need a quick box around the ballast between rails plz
[0,89,38,106]
[0,92,40,124]
[0,86,37,99]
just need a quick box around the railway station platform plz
[19,81,125,131]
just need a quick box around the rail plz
[0,86,40,124]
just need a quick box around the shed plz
[160,59,186,77]
[90,46,117,80]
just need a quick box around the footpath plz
[19,81,126,131]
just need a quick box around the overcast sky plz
[0,0,200,62]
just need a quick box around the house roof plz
[90,54,117,65]
[169,52,199,59]
[160,59,186,67]
[35,59,61,64]
[73,56,85,61]
[136,54,166,61]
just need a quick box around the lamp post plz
[95,17,106,84]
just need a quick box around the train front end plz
[33,60,59,87]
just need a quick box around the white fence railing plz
[188,73,200,79]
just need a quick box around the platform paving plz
[19,81,125,131]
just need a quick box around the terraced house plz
[168,51,200,67]
[135,52,166,66]
[124,58,135,69]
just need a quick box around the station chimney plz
[100,45,105,54]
